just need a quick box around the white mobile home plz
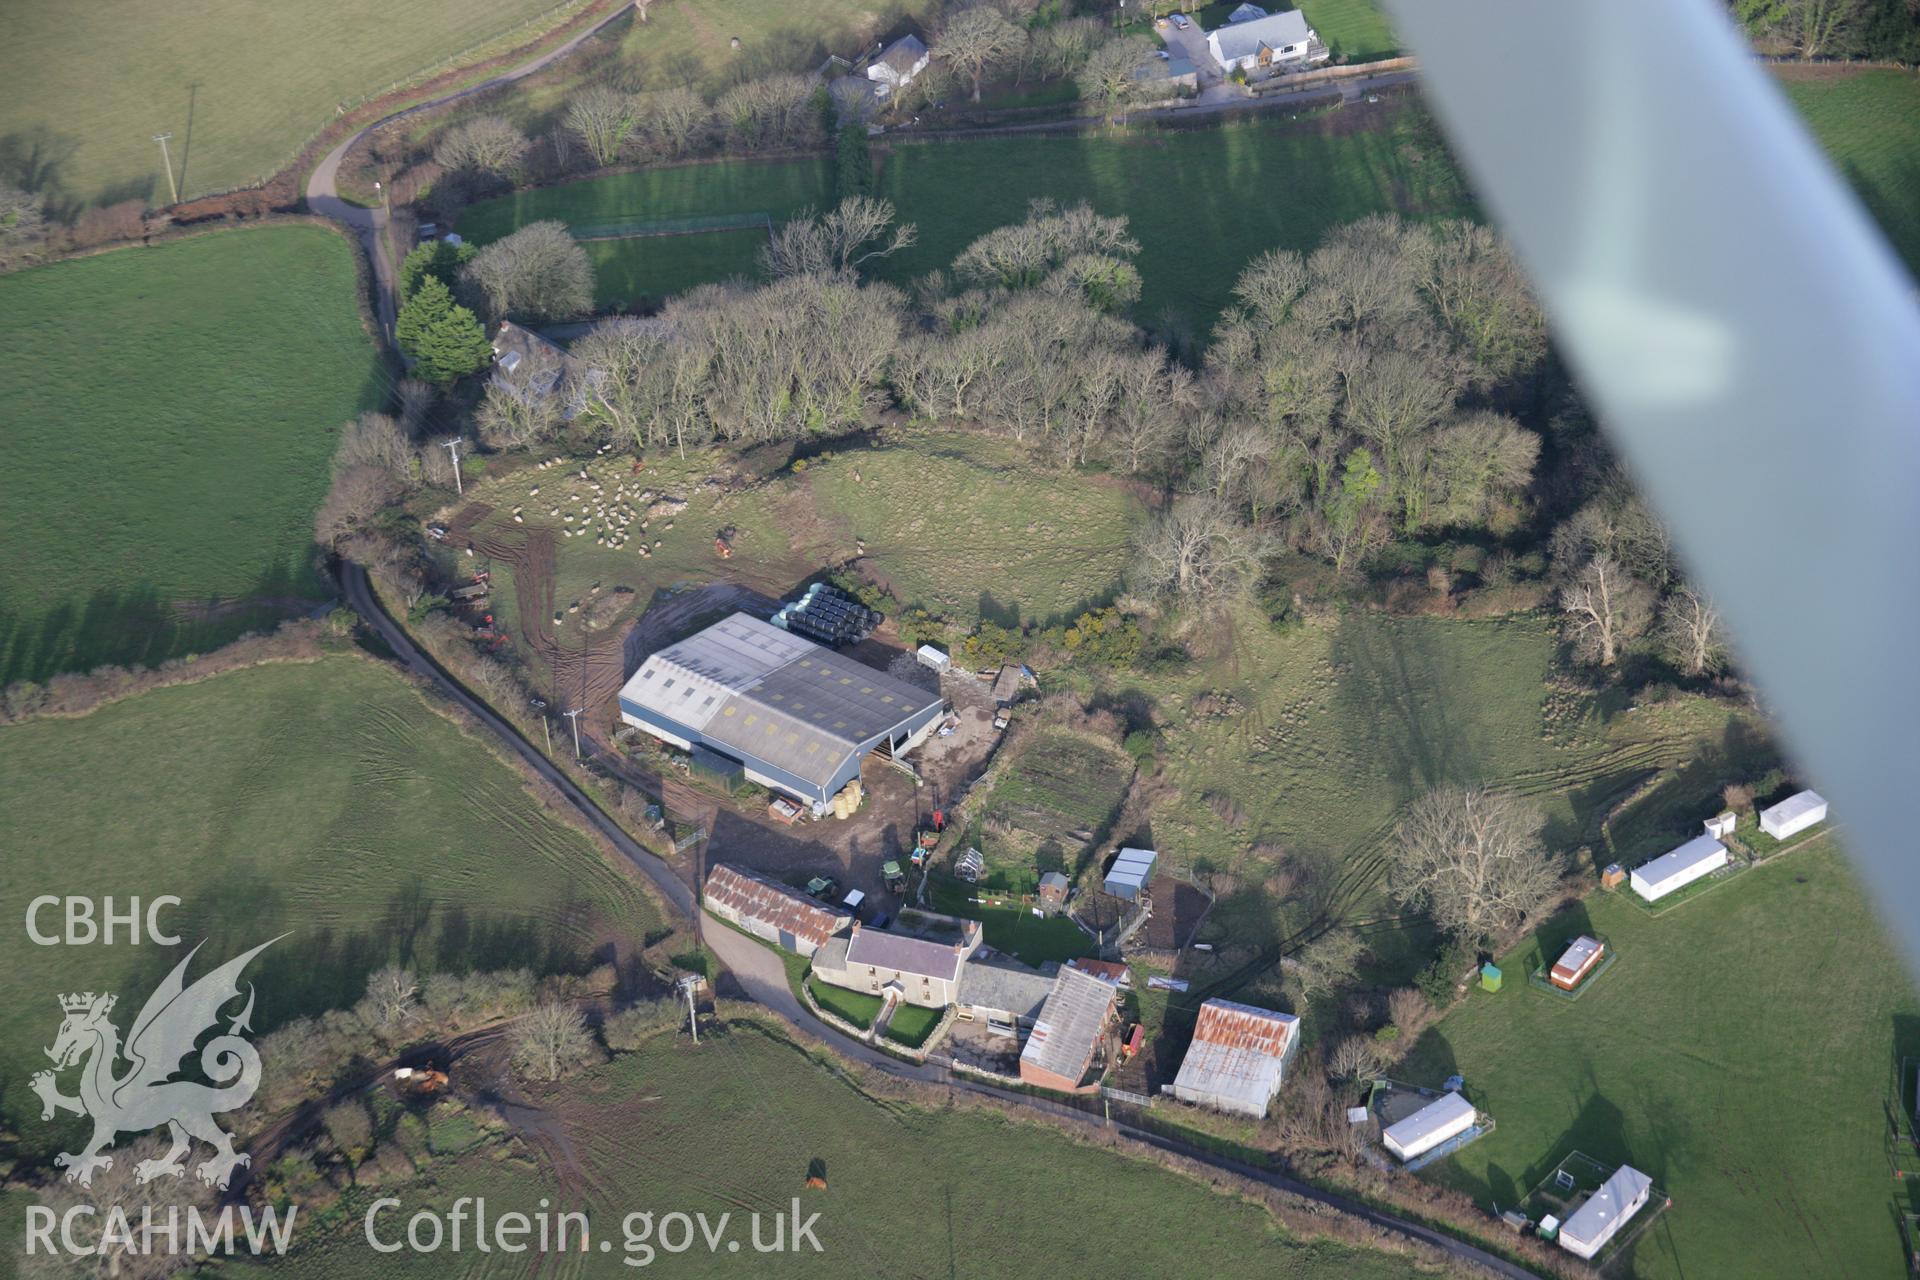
[1381,1091,1476,1163]
[1558,1164,1653,1260]
[1629,835,1729,902]
[1759,789,1828,840]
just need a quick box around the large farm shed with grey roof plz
[617,612,945,813]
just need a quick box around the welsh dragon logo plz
[29,938,278,1190]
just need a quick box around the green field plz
[1402,841,1916,1279]
[1780,68,1920,275]
[805,433,1146,626]
[0,226,385,683]
[0,653,664,1157]
[459,107,1471,326]
[584,225,775,308]
[273,1022,1416,1278]
[983,728,1137,860]
[0,0,581,208]
[1297,0,1399,60]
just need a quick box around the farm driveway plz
[304,1,634,335]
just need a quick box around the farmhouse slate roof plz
[704,863,848,951]
[846,924,970,983]
[958,957,1058,1020]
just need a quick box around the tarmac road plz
[339,560,1538,1279]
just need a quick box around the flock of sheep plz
[507,445,688,558]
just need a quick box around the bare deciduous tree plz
[475,373,567,450]
[336,412,416,482]
[509,1001,595,1082]
[314,465,400,549]
[1389,786,1560,941]
[951,198,1138,291]
[1131,494,1270,604]
[19,1134,216,1279]
[1294,927,1365,1003]
[714,74,820,151]
[1419,220,1545,387]
[763,196,917,279]
[1327,1036,1382,1086]
[1559,554,1654,667]
[565,85,640,167]
[1077,36,1154,122]
[0,179,48,271]
[936,5,1027,102]
[362,966,418,1030]
[638,85,711,157]
[433,115,530,178]
[461,219,593,321]
[1657,583,1728,677]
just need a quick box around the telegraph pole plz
[564,707,584,759]
[151,133,179,205]
[442,437,467,496]
[678,975,700,1044]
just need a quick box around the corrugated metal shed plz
[1103,847,1158,900]
[1169,999,1299,1117]
[618,613,943,802]
[703,863,849,952]
[1020,965,1117,1088]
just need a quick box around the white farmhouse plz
[865,35,929,97]
[1759,789,1828,840]
[1204,10,1329,76]
[1629,834,1729,902]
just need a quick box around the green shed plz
[1480,962,1503,992]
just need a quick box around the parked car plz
[1170,13,1190,28]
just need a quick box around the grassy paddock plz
[460,106,1472,327]
[0,0,581,207]
[0,226,385,683]
[1779,67,1920,275]
[0,654,663,1157]
[804,433,1146,627]
[272,1023,1417,1278]
[1403,842,1915,1280]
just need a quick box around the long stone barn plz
[617,612,945,815]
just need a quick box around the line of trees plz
[431,193,1720,683]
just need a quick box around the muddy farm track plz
[450,501,631,715]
